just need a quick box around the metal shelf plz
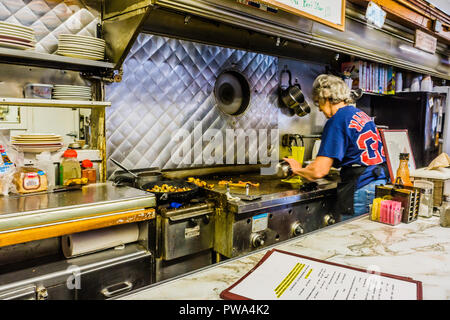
[0,97,111,109]
[0,47,115,73]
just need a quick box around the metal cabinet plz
[75,253,152,300]
[0,244,153,300]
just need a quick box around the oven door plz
[160,204,215,261]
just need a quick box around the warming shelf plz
[0,98,111,109]
[0,47,115,72]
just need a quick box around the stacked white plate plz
[56,34,105,61]
[52,85,92,101]
[11,134,63,153]
[0,21,35,50]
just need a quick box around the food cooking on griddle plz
[187,177,214,189]
[147,184,191,193]
[218,180,260,187]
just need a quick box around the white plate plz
[52,96,92,99]
[0,41,34,50]
[52,92,91,94]
[58,40,104,49]
[53,91,91,95]
[57,49,104,58]
[0,22,34,34]
[13,146,63,153]
[58,41,104,48]
[52,96,91,100]
[58,34,105,43]
[57,48,104,55]
[53,85,91,89]
[56,52,103,61]
[53,90,91,94]
[53,92,91,95]
[14,134,61,138]
[0,30,35,41]
[0,37,34,47]
[12,142,63,145]
[58,46,104,54]
[53,86,91,90]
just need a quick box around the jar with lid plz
[440,195,450,227]
[60,149,81,185]
[81,159,96,184]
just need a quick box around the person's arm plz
[283,156,333,181]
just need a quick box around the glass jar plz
[419,189,433,218]
[414,180,434,218]
[440,195,450,227]
[60,149,81,186]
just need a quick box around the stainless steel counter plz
[0,182,156,233]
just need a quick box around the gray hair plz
[312,74,354,106]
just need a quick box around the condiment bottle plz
[440,195,450,228]
[81,159,96,184]
[395,153,413,186]
[60,149,81,186]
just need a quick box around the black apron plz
[336,163,389,216]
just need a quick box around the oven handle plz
[100,281,133,298]
[168,209,215,222]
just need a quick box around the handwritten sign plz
[258,0,346,31]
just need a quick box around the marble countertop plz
[118,215,450,300]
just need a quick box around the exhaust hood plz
[139,0,449,80]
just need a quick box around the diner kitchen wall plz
[105,33,328,176]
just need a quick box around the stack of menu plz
[220,249,422,300]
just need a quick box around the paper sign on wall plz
[258,0,346,31]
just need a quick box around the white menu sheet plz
[224,250,420,300]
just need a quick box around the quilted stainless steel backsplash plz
[0,0,99,54]
[105,34,280,175]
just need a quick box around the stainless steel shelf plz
[0,97,111,109]
[0,47,115,72]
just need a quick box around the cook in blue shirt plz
[284,74,388,220]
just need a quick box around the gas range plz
[113,166,339,262]
[193,172,338,258]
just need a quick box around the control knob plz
[291,221,304,236]
[323,214,336,226]
[251,233,265,248]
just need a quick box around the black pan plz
[142,180,199,204]
[214,69,251,116]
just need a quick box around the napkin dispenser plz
[374,184,421,223]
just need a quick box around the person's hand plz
[283,158,302,174]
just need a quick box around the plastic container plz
[23,84,53,99]
[81,159,96,184]
[36,151,55,188]
[60,149,81,186]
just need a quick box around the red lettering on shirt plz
[357,130,384,166]
[349,119,363,132]
[348,112,372,132]
[375,127,385,157]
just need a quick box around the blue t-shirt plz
[317,106,387,189]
